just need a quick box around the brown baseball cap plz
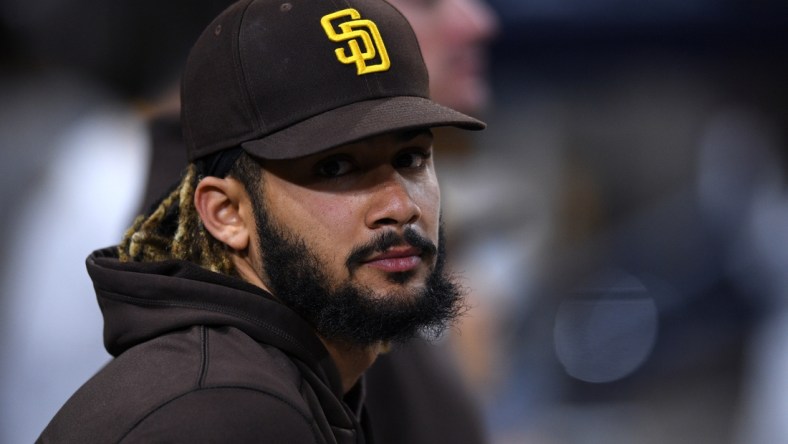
[181,0,485,161]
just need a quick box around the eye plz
[315,157,355,177]
[393,150,431,169]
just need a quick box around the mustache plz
[346,228,438,272]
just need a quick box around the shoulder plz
[40,326,319,443]
[119,386,322,443]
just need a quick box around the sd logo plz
[321,9,391,75]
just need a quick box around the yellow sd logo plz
[320,8,391,75]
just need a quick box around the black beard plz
[251,196,465,347]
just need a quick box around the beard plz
[251,196,465,347]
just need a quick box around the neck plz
[232,257,384,393]
[320,339,386,394]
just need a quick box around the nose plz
[365,170,422,229]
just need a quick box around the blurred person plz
[38,0,486,441]
[387,0,498,115]
[0,33,149,444]
[0,1,228,442]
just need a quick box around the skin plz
[388,0,499,114]
[194,129,441,392]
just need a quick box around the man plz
[132,2,498,443]
[38,0,483,441]
[0,2,236,442]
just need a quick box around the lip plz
[362,247,423,273]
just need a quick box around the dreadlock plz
[118,151,262,275]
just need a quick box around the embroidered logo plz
[320,8,391,75]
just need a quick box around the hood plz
[86,247,340,390]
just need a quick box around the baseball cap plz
[181,0,485,162]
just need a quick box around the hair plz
[118,151,262,275]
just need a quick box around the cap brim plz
[240,96,485,160]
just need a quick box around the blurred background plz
[447,1,788,443]
[1,0,787,443]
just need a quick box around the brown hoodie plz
[37,247,370,443]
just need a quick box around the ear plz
[193,176,252,252]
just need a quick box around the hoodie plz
[37,247,370,443]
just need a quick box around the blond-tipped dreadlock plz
[118,164,235,274]
[118,153,262,275]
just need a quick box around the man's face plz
[247,130,464,345]
[388,0,499,114]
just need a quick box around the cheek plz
[413,177,441,238]
[310,199,357,241]
[271,189,361,264]
[266,175,351,229]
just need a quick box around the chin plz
[363,275,428,299]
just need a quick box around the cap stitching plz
[235,0,266,134]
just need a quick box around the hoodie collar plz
[87,246,344,397]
